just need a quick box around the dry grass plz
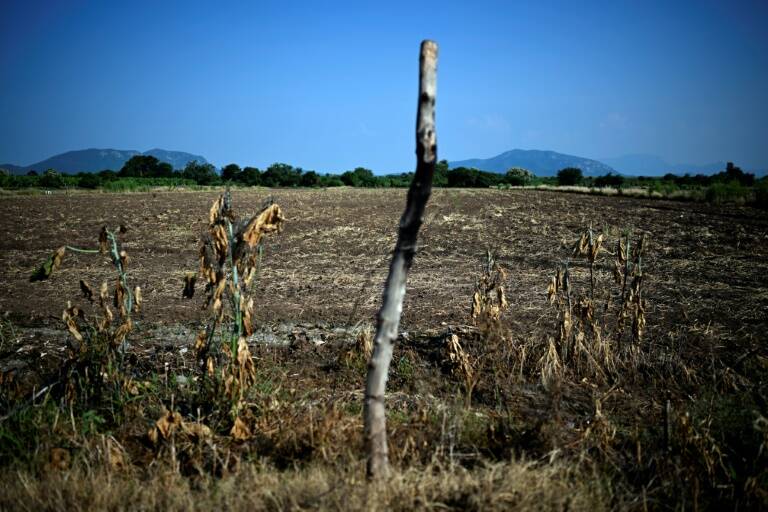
[0,459,612,512]
[531,184,706,201]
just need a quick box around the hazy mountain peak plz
[449,149,615,176]
[1,148,208,174]
[600,154,729,175]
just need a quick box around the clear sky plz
[1,0,766,172]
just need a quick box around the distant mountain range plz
[3,147,763,178]
[598,154,730,176]
[0,148,208,174]
[449,149,765,177]
[449,149,615,177]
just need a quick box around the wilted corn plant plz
[571,227,610,374]
[543,228,649,385]
[470,250,509,325]
[194,190,284,433]
[615,231,647,346]
[572,225,604,300]
[340,324,373,368]
[449,250,511,405]
[32,226,139,406]
[443,333,476,403]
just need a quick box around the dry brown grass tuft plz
[0,458,613,512]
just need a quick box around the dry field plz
[1,187,767,510]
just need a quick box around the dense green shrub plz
[261,163,302,187]
[182,161,220,185]
[705,181,750,204]
[594,173,624,188]
[446,167,504,187]
[221,163,242,182]
[751,179,768,209]
[39,169,64,188]
[101,177,196,191]
[557,167,583,186]
[77,173,102,189]
[341,167,377,187]
[300,170,321,187]
[505,167,534,186]
[119,155,174,178]
[319,175,344,187]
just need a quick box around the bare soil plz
[1,187,767,510]
[2,188,766,333]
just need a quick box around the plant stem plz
[106,231,132,317]
[226,220,241,356]
[588,227,595,300]
[65,246,101,254]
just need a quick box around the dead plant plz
[470,250,509,325]
[30,226,137,408]
[616,232,647,345]
[194,191,284,429]
[443,333,476,401]
[546,228,650,384]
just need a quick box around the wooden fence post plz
[364,39,438,479]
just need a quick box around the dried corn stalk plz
[52,226,137,404]
[195,191,284,429]
[573,226,604,299]
[444,334,474,386]
[618,233,648,344]
[539,337,563,391]
[549,228,650,385]
[471,251,509,324]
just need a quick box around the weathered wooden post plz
[364,39,438,479]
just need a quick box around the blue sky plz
[1,0,766,172]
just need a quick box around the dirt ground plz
[2,186,768,385]
[2,187,767,333]
[1,187,768,509]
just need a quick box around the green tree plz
[434,159,449,187]
[221,163,242,182]
[557,167,583,186]
[447,167,477,187]
[594,172,624,188]
[239,166,261,186]
[78,173,102,189]
[505,167,534,186]
[98,169,118,181]
[714,162,755,186]
[319,174,344,187]
[0,169,10,188]
[156,162,174,177]
[301,170,321,187]
[119,155,164,177]
[182,160,220,185]
[262,163,302,187]
[341,167,376,187]
[475,170,503,188]
[39,169,65,188]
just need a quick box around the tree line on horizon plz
[0,155,764,198]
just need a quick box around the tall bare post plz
[364,40,438,479]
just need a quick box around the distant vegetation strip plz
[1,155,765,207]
